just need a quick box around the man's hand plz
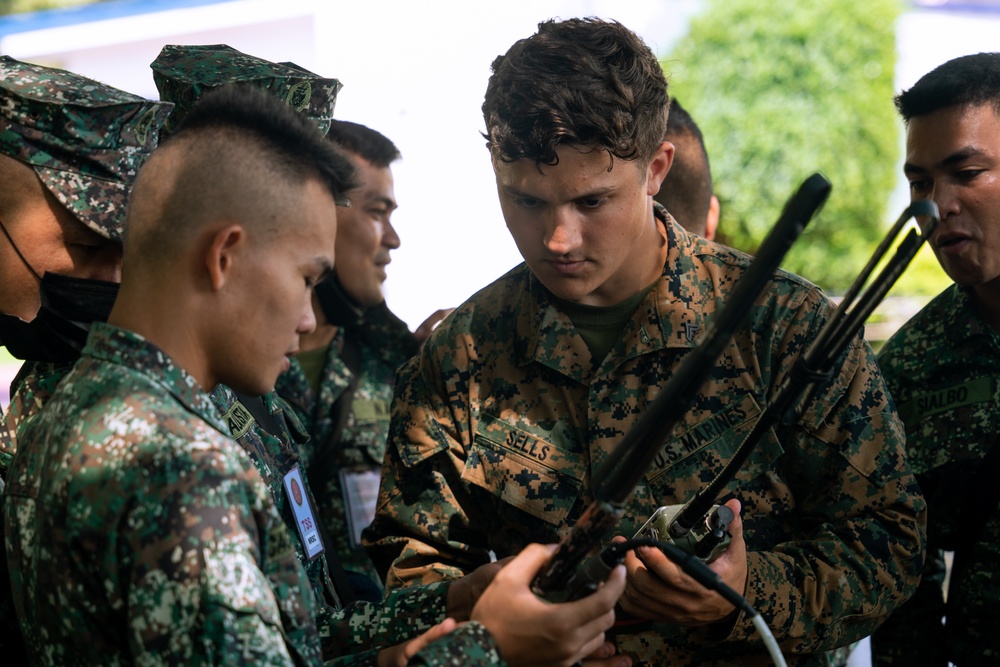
[471,543,626,667]
[413,308,454,345]
[446,557,512,622]
[618,498,747,626]
[377,618,458,667]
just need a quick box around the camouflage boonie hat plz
[0,56,173,241]
[151,44,342,138]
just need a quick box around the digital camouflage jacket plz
[871,285,1000,667]
[277,301,419,585]
[4,323,312,665]
[365,214,927,667]
[2,331,502,666]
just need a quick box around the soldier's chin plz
[222,373,276,398]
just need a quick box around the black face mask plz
[0,272,121,363]
[315,273,363,327]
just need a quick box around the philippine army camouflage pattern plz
[0,361,70,658]
[277,301,419,584]
[151,44,342,138]
[3,323,315,665]
[208,385,461,664]
[871,285,1000,666]
[365,210,927,666]
[0,56,171,240]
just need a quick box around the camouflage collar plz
[83,322,228,435]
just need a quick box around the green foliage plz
[0,0,102,16]
[665,0,904,293]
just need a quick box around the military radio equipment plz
[663,198,940,548]
[530,172,833,604]
[635,503,734,563]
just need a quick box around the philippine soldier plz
[0,57,172,658]
[276,120,442,597]
[148,45,627,666]
[149,45,367,656]
[0,57,171,478]
[4,84,625,667]
[870,52,1000,667]
[653,98,719,240]
[364,17,926,666]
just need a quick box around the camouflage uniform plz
[0,57,171,657]
[4,324,503,666]
[365,210,926,666]
[871,285,1000,667]
[208,384,460,663]
[141,45,503,665]
[4,323,317,665]
[277,301,419,584]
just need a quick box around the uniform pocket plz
[462,414,584,526]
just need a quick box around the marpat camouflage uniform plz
[277,301,419,585]
[871,285,1000,667]
[365,211,926,666]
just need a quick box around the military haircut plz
[126,84,354,267]
[655,98,713,234]
[482,17,669,166]
[896,52,1000,122]
[327,119,401,168]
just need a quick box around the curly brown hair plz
[482,17,669,167]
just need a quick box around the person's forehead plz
[348,158,394,199]
[907,103,1000,146]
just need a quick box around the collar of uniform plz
[82,322,228,435]
[947,283,1000,344]
[650,209,715,352]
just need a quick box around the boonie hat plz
[0,56,173,241]
[151,44,342,138]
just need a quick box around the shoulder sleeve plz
[727,324,927,654]
[409,621,504,667]
[319,581,450,656]
[364,345,495,589]
[125,435,296,665]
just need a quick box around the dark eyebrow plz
[574,186,616,201]
[499,185,617,200]
[904,146,989,175]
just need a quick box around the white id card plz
[340,468,381,548]
[283,466,324,559]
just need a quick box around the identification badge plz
[283,466,324,559]
[340,468,382,549]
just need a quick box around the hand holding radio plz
[618,498,747,626]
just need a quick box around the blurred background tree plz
[664,0,947,297]
[0,0,103,15]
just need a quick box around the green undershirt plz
[551,281,658,363]
[295,345,328,395]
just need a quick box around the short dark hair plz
[655,98,713,233]
[127,84,354,264]
[326,119,401,168]
[174,83,356,199]
[895,52,1000,122]
[482,17,669,166]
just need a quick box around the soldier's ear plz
[646,141,673,196]
[205,223,244,291]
